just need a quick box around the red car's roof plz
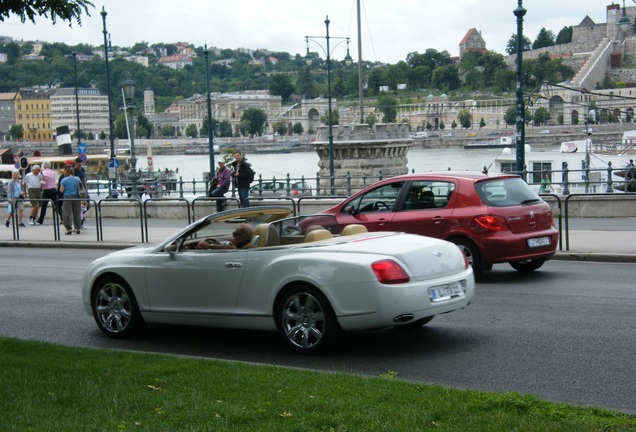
[392,171,520,181]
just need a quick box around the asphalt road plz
[1,247,634,414]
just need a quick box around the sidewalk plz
[1,218,635,263]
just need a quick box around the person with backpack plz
[230,150,254,208]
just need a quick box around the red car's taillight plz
[371,260,410,284]
[473,215,510,231]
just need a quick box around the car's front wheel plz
[509,258,546,272]
[275,285,342,354]
[92,276,143,338]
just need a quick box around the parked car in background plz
[250,180,312,197]
[466,132,477,137]
[81,207,474,354]
[583,128,594,135]
[538,130,551,135]
[321,171,558,277]
[561,129,573,134]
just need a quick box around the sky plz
[1,0,610,64]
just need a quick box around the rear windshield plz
[475,178,542,207]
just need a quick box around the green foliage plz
[534,107,551,125]
[377,94,398,123]
[505,33,532,55]
[8,124,23,140]
[532,28,556,50]
[479,117,486,128]
[556,26,573,44]
[3,338,635,432]
[185,123,198,138]
[0,0,94,25]
[292,122,303,135]
[365,112,377,128]
[268,74,294,102]
[451,120,457,129]
[240,107,267,136]
[458,109,472,129]
[272,119,288,136]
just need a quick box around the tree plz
[268,74,294,102]
[555,26,573,44]
[8,124,23,141]
[533,107,550,125]
[532,28,556,50]
[504,106,517,126]
[185,124,198,138]
[451,120,457,130]
[479,118,486,128]
[505,33,532,55]
[218,120,233,137]
[0,0,94,25]
[161,124,174,137]
[272,119,288,136]
[240,108,267,136]
[457,109,472,129]
[292,122,304,135]
[365,112,377,128]
[377,94,398,123]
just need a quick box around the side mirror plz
[345,205,356,216]
[164,243,176,257]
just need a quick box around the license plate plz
[429,282,463,302]
[527,236,550,248]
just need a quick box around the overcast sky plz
[1,0,609,64]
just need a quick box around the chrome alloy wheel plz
[281,292,326,350]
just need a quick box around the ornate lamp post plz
[101,7,117,197]
[122,73,139,199]
[203,44,215,177]
[514,0,527,173]
[72,52,81,145]
[619,0,631,33]
[305,16,350,195]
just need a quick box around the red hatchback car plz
[322,172,558,276]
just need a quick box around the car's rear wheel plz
[509,258,546,272]
[275,285,342,354]
[92,276,143,338]
[450,237,484,277]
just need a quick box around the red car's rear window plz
[475,178,543,207]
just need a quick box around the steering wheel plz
[374,201,390,211]
[284,225,301,235]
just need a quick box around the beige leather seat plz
[266,224,280,246]
[341,224,368,236]
[304,229,333,243]
[252,224,270,247]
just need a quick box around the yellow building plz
[15,87,55,142]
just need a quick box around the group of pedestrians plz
[208,150,255,211]
[5,158,88,235]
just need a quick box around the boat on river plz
[494,138,636,194]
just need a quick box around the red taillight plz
[473,215,510,231]
[371,260,410,284]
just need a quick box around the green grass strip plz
[1,337,634,431]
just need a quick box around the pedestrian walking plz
[37,161,58,225]
[5,169,25,228]
[23,165,44,225]
[59,168,82,235]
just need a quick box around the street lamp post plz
[100,7,117,197]
[305,16,350,195]
[203,45,215,177]
[122,74,139,199]
[619,0,631,35]
[72,52,81,145]
[514,0,527,173]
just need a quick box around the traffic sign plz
[78,143,87,154]
[79,154,88,164]
[108,158,120,169]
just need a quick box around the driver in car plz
[198,223,254,249]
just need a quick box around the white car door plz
[144,249,247,317]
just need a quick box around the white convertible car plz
[82,207,475,354]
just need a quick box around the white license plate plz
[527,236,551,248]
[429,282,463,302]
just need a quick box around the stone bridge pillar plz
[311,123,412,195]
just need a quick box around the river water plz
[141,147,518,182]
